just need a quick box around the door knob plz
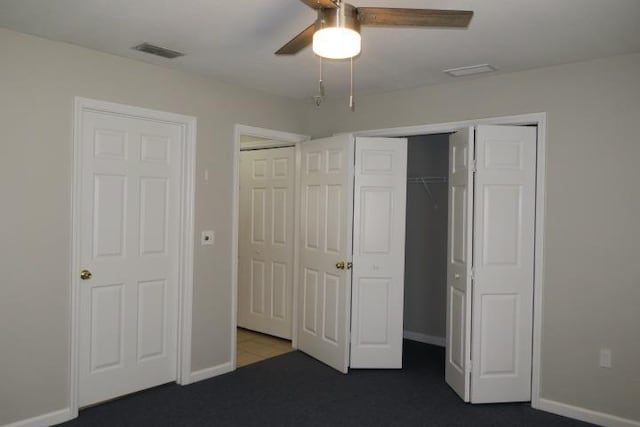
[80,269,93,280]
[336,261,353,270]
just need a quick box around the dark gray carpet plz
[59,340,593,426]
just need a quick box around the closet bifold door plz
[350,136,407,369]
[445,127,474,402]
[469,125,536,403]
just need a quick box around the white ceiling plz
[1,0,639,101]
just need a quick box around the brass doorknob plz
[336,261,353,270]
[80,269,93,280]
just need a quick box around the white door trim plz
[231,124,310,368]
[71,97,197,417]
[353,112,547,410]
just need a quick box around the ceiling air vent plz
[132,43,185,59]
[443,64,497,77]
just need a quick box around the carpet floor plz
[59,340,593,426]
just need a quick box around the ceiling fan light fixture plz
[313,27,361,59]
[312,3,361,59]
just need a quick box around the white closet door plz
[238,147,295,339]
[350,137,407,368]
[78,111,180,407]
[297,135,354,373]
[445,127,475,401]
[470,125,536,403]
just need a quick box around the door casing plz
[71,97,197,417]
[352,112,547,410]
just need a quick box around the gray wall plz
[306,53,640,422]
[403,135,449,340]
[0,28,305,425]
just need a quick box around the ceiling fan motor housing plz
[316,3,360,34]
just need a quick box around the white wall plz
[306,53,640,422]
[0,28,305,426]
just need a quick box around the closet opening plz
[402,133,450,351]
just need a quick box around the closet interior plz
[403,133,450,346]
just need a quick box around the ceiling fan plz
[275,0,473,109]
[276,0,473,58]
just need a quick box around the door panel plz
[297,135,354,373]
[445,127,474,401]
[238,147,295,339]
[79,111,180,407]
[350,137,407,369]
[471,125,536,403]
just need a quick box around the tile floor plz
[236,328,293,367]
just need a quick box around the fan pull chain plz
[319,56,325,98]
[314,56,324,107]
[349,56,355,111]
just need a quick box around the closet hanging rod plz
[407,176,447,183]
[407,176,447,208]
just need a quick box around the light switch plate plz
[201,230,215,246]
[599,349,612,368]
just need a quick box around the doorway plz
[232,125,309,368]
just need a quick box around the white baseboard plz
[189,361,234,383]
[537,398,640,427]
[3,408,73,427]
[403,330,446,347]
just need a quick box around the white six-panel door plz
[445,127,475,401]
[350,137,407,368]
[238,147,295,339]
[470,125,536,403]
[78,111,181,406]
[297,135,354,373]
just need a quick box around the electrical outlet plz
[201,230,215,246]
[599,349,612,368]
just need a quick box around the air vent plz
[132,43,185,59]
[443,64,497,77]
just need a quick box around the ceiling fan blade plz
[275,23,316,55]
[357,8,473,28]
[300,0,338,9]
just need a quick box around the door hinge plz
[471,160,477,174]
[470,268,475,280]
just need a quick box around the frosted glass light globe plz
[313,27,361,59]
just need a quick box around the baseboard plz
[403,330,446,347]
[189,361,234,383]
[2,408,73,427]
[537,398,640,427]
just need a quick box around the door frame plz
[231,124,310,368]
[70,97,197,416]
[352,112,547,409]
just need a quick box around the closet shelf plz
[407,176,448,208]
